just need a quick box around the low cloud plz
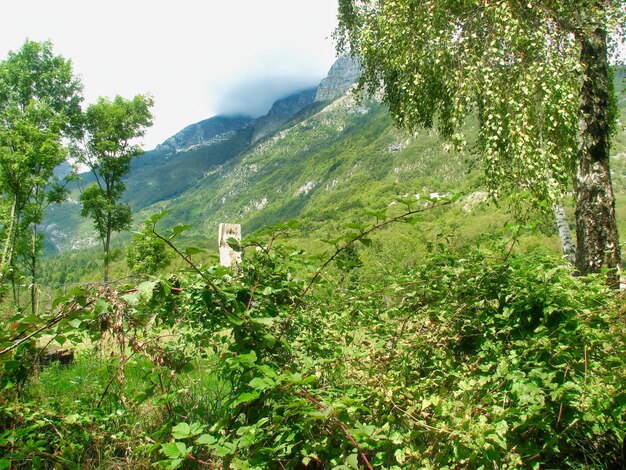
[213,75,321,117]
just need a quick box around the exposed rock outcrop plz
[315,55,362,102]
[252,88,317,142]
[156,115,253,154]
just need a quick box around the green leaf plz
[358,237,372,247]
[226,313,244,326]
[68,318,82,328]
[495,420,508,437]
[249,377,272,391]
[64,414,81,424]
[167,459,183,469]
[345,222,369,232]
[184,246,204,255]
[250,317,274,327]
[168,224,189,240]
[346,453,359,469]
[405,214,425,225]
[171,423,191,439]
[486,433,507,450]
[3,361,20,372]
[236,351,257,364]
[94,298,110,314]
[51,295,70,310]
[394,196,415,207]
[148,210,170,224]
[161,442,182,459]
[176,442,191,457]
[395,448,406,464]
[364,209,387,220]
[226,237,242,252]
[195,434,217,446]
[450,192,463,203]
[235,391,260,405]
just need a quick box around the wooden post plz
[218,223,242,267]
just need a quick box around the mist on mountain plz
[212,75,322,117]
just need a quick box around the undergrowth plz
[1,205,625,468]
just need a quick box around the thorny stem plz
[0,300,93,356]
[274,200,453,346]
[299,388,374,470]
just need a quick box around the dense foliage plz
[336,0,624,276]
[1,209,624,468]
[0,40,83,304]
[1,29,625,470]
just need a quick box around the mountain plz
[42,56,361,252]
[154,115,253,155]
[314,55,361,101]
[251,88,317,142]
[42,57,626,264]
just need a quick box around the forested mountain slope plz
[42,59,626,272]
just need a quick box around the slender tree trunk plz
[575,27,621,282]
[8,203,22,306]
[0,197,17,284]
[30,225,38,315]
[104,220,111,283]
[553,204,576,265]
[12,275,19,308]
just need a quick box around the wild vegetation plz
[1,211,625,468]
[337,0,625,279]
[1,7,626,468]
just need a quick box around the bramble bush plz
[0,206,625,468]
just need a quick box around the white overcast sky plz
[0,0,340,149]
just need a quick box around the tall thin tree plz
[79,95,153,282]
[0,40,83,301]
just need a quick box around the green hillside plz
[4,56,626,470]
[39,77,626,286]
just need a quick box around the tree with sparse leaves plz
[79,95,153,282]
[337,0,624,281]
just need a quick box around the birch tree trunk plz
[575,27,621,283]
[553,204,576,265]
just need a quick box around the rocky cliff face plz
[154,56,361,153]
[315,55,361,102]
[252,88,317,142]
[156,115,253,154]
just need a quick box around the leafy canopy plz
[79,94,154,242]
[78,94,153,281]
[127,220,172,275]
[0,40,83,285]
[0,40,83,214]
[337,0,625,203]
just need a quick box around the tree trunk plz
[553,204,576,265]
[575,27,621,282]
[104,227,111,283]
[0,197,17,285]
[30,225,38,315]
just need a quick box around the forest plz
[1,1,626,469]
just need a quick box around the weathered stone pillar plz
[218,223,242,267]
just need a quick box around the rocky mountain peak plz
[155,115,253,154]
[315,55,362,102]
[251,88,317,142]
